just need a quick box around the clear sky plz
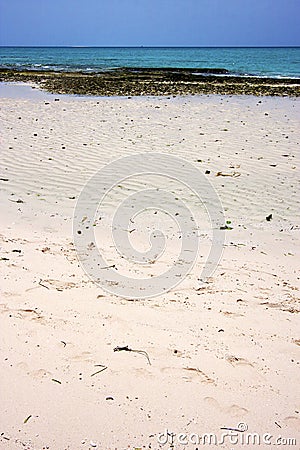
[0,0,299,47]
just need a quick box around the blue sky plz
[0,0,299,46]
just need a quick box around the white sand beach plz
[0,85,299,449]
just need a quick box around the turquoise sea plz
[0,47,299,78]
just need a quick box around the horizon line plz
[1,45,300,48]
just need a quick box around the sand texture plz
[0,88,299,449]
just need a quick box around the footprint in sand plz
[221,310,245,318]
[225,355,263,384]
[16,363,52,380]
[160,367,215,384]
[203,397,249,417]
[0,305,46,323]
[284,416,300,431]
[1,291,21,298]
[16,361,30,372]
[133,367,154,378]
[0,303,9,313]
[30,368,53,379]
[69,351,94,362]
[203,397,220,409]
[225,404,249,417]
[226,355,254,366]
[39,279,77,291]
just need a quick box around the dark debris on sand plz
[1,68,300,97]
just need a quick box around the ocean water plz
[0,47,299,78]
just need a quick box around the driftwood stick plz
[114,345,151,365]
[38,279,50,289]
[91,365,107,377]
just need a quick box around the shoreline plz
[1,67,300,97]
[3,80,300,103]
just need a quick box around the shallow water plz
[1,47,300,78]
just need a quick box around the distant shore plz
[1,67,300,97]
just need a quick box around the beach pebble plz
[1,433,10,440]
[90,441,97,447]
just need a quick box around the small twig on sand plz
[220,427,245,433]
[91,365,107,377]
[38,279,49,289]
[114,345,151,365]
[216,171,241,178]
[8,198,24,203]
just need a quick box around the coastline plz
[1,67,300,97]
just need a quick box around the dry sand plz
[0,84,299,449]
